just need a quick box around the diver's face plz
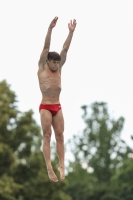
[47,60,60,72]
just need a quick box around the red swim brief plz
[39,104,61,116]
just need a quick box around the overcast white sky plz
[0,0,133,153]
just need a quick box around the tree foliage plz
[66,102,133,199]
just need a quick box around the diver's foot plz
[58,166,65,180]
[47,168,58,182]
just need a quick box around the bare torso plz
[37,64,61,104]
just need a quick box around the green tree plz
[0,80,23,199]
[66,102,132,200]
[0,80,72,200]
[111,153,133,200]
[71,102,131,183]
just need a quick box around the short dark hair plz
[47,52,61,61]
